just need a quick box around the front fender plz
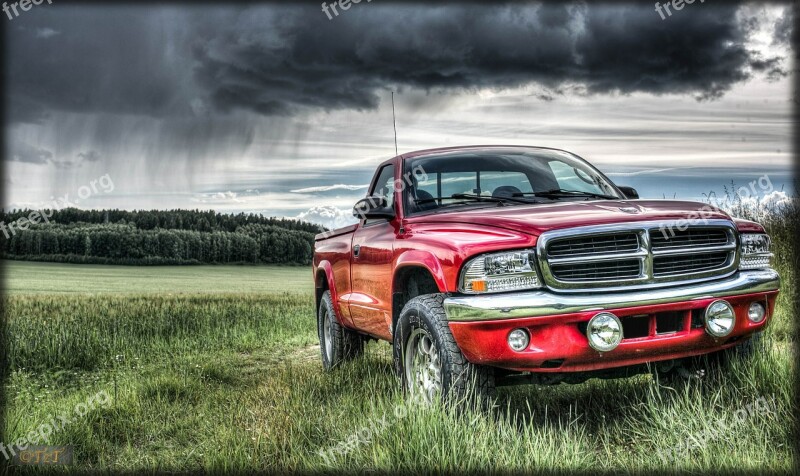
[394,250,448,293]
[733,218,766,234]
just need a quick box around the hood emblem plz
[618,207,640,214]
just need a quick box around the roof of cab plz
[398,145,571,161]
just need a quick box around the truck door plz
[349,163,399,340]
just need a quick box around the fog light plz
[748,302,766,323]
[586,312,622,352]
[705,300,735,337]
[507,328,530,352]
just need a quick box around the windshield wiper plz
[517,189,619,200]
[415,193,533,206]
[452,193,536,205]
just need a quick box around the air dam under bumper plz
[445,270,779,373]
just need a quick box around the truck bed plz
[315,224,358,242]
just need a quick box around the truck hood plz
[405,200,733,236]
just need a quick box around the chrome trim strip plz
[444,269,779,322]
[536,219,739,292]
[651,243,737,256]
[641,226,654,282]
[547,250,649,264]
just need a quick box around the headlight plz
[739,234,773,270]
[459,249,541,294]
[586,312,623,352]
[704,300,736,337]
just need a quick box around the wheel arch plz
[315,261,337,319]
[392,251,448,334]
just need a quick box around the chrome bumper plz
[444,270,780,322]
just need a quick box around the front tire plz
[393,294,495,405]
[318,290,364,370]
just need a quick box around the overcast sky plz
[3,2,795,229]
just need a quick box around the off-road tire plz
[393,294,495,405]
[318,290,364,370]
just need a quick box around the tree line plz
[0,208,323,266]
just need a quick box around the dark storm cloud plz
[8,142,101,167]
[750,56,788,82]
[573,5,752,100]
[7,6,198,124]
[9,142,53,164]
[5,2,792,123]
[192,2,781,113]
[76,150,101,162]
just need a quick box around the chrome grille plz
[537,220,739,292]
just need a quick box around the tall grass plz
[6,293,315,371]
[2,190,796,472]
[4,284,794,471]
[5,340,790,472]
[703,185,797,341]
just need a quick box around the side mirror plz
[353,196,395,220]
[617,186,639,199]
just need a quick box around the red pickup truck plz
[313,146,779,403]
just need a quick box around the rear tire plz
[393,294,495,406]
[318,290,364,370]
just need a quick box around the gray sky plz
[4,2,795,229]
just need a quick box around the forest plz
[0,208,324,265]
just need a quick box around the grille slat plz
[653,252,730,276]
[650,228,729,250]
[551,260,641,282]
[541,223,737,289]
[547,233,639,258]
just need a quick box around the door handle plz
[353,244,361,258]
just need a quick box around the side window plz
[371,165,396,208]
[363,165,394,225]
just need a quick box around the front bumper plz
[445,270,780,373]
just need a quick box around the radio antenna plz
[391,91,398,156]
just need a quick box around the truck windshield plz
[405,149,622,215]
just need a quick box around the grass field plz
[1,244,796,472]
[2,261,312,295]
